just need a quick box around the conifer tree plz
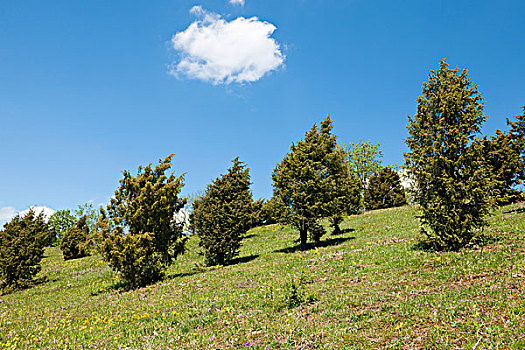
[190,158,255,266]
[364,167,407,210]
[405,59,495,251]
[271,115,360,249]
[482,107,525,204]
[97,155,186,287]
[0,209,51,293]
[61,216,90,260]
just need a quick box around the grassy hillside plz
[1,204,525,349]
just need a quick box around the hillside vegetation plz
[1,204,525,349]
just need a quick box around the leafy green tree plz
[405,59,495,251]
[97,155,187,287]
[345,140,384,211]
[271,115,360,249]
[364,167,407,210]
[48,209,76,243]
[75,202,100,234]
[0,209,51,293]
[190,158,255,266]
[61,216,90,260]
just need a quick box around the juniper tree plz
[364,167,407,210]
[0,209,51,293]
[405,59,495,251]
[97,155,187,287]
[482,107,525,204]
[61,216,90,260]
[190,158,255,266]
[271,115,360,249]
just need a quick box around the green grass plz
[1,204,525,349]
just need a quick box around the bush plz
[191,158,255,266]
[0,209,51,293]
[97,155,187,287]
[61,216,90,260]
[364,167,407,210]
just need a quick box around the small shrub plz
[61,216,90,260]
[0,209,51,293]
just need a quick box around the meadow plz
[1,203,524,349]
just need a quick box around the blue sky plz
[1,0,524,222]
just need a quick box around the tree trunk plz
[299,227,308,250]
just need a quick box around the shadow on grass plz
[411,234,500,253]
[331,228,355,236]
[274,236,355,254]
[228,254,259,265]
[503,207,525,214]
[1,276,49,296]
[243,233,257,240]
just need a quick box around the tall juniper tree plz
[190,158,255,266]
[405,59,495,251]
[271,115,359,249]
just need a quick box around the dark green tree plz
[48,209,76,243]
[61,216,90,260]
[97,155,187,287]
[190,158,255,266]
[364,167,407,210]
[271,115,360,249]
[482,130,521,205]
[507,107,525,182]
[405,59,495,251]
[0,209,51,293]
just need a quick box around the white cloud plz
[229,0,245,6]
[0,207,16,226]
[169,7,285,84]
[19,206,55,223]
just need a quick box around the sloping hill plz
[1,204,525,349]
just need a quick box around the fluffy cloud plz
[229,0,245,6]
[0,207,16,225]
[19,206,55,222]
[169,7,285,84]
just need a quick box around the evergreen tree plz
[271,115,360,249]
[405,59,495,251]
[364,167,407,210]
[0,209,51,293]
[61,216,90,260]
[190,158,255,266]
[97,155,187,287]
[482,129,522,204]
